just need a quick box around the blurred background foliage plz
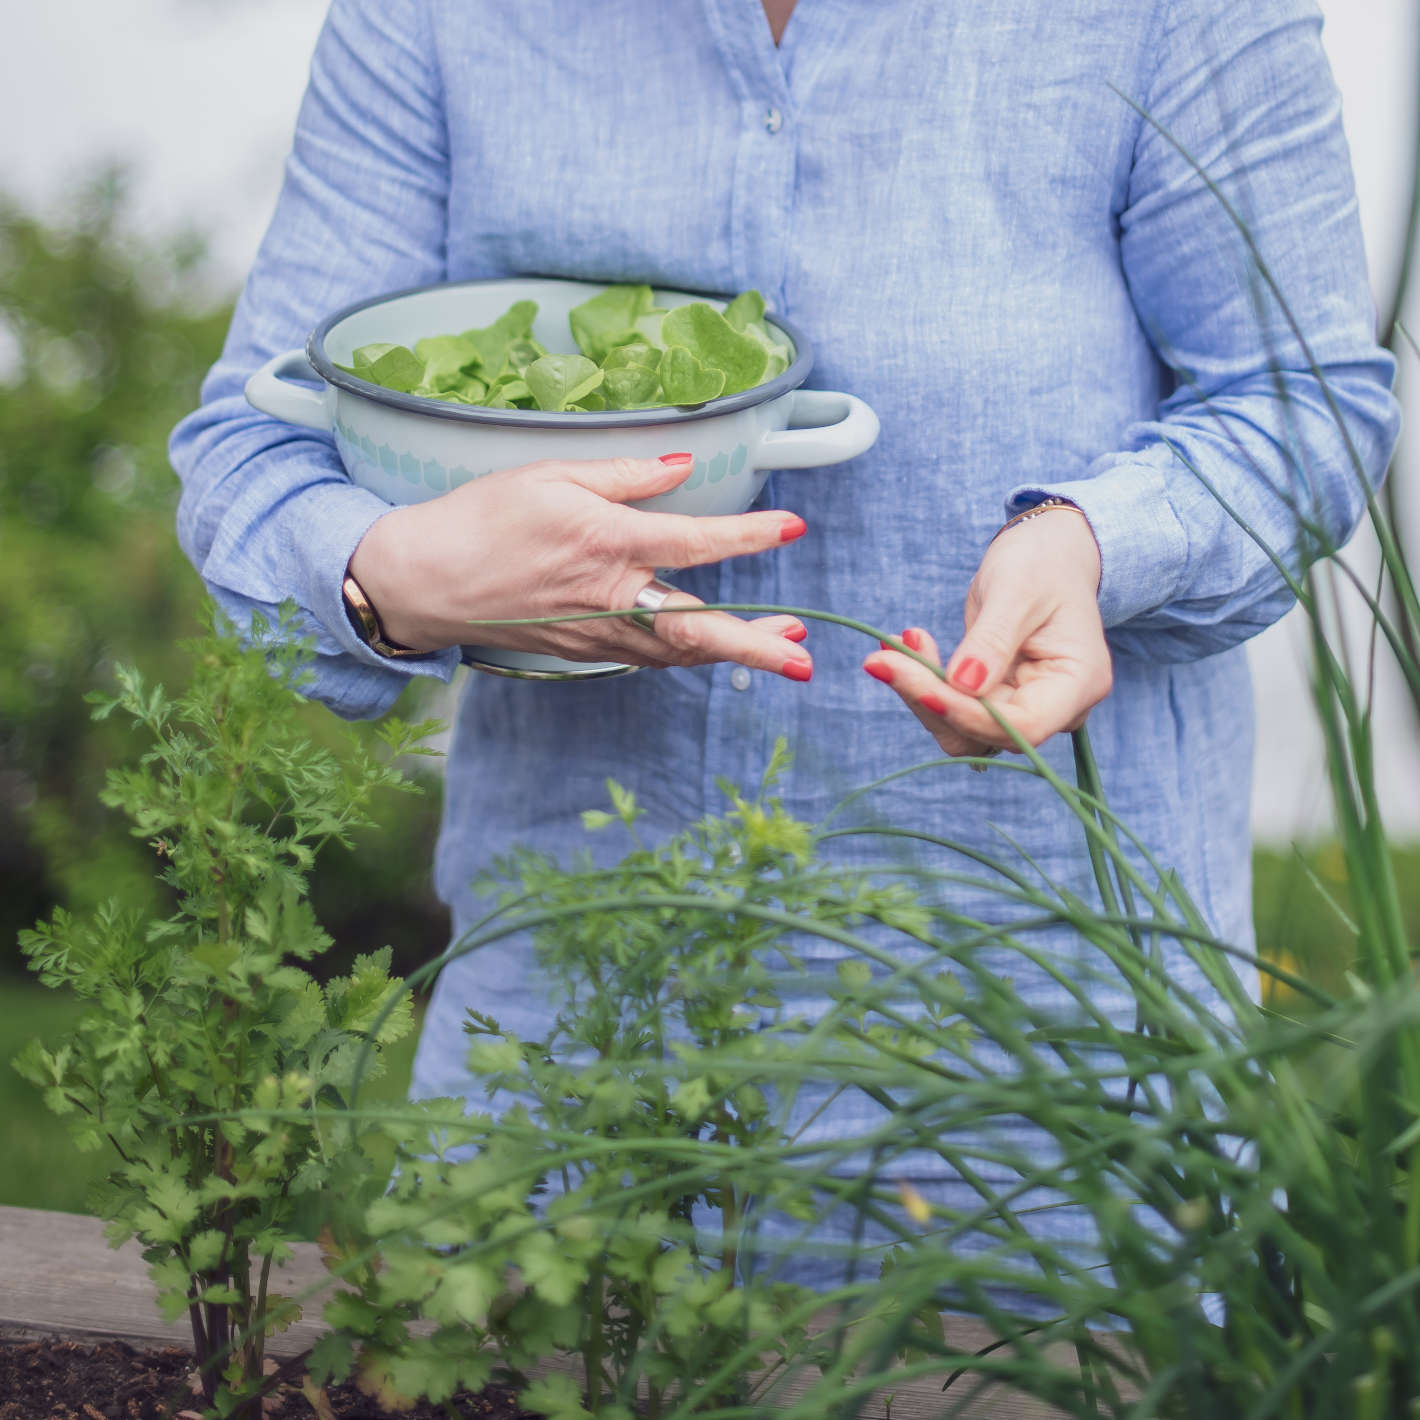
[0,173,450,992]
[2,174,1418,1213]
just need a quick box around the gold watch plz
[341,571,432,659]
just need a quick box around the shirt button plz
[730,666,752,691]
[764,107,784,134]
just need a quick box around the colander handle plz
[755,389,879,470]
[244,349,331,431]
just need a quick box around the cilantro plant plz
[13,610,439,1419]
[322,745,950,1417]
[337,284,791,412]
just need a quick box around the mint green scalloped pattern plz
[680,444,748,492]
[333,417,487,494]
[331,418,749,499]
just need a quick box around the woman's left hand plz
[861,507,1113,756]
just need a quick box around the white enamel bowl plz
[245,277,879,679]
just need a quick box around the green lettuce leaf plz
[721,292,790,377]
[349,342,401,367]
[504,334,549,375]
[342,343,424,394]
[419,379,489,404]
[525,354,605,412]
[460,299,539,377]
[602,342,662,408]
[484,374,533,408]
[661,302,767,396]
[412,334,482,390]
[722,289,766,332]
[568,284,657,363]
[741,319,791,379]
[658,345,726,405]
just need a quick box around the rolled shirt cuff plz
[1005,465,1189,630]
[202,473,461,684]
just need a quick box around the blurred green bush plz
[1253,840,1420,1007]
[0,175,449,982]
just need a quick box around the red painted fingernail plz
[864,662,894,685]
[659,452,694,466]
[880,639,895,651]
[784,624,807,643]
[921,693,947,716]
[903,628,924,652]
[951,657,988,693]
[781,658,813,682]
[779,515,808,543]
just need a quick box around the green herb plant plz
[317,745,953,1417]
[337,284,790,412]
[12,609,439,1419]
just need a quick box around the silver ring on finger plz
[631,577,679,634]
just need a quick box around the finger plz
[879,625,942,667]
[621,506,808,570]
[924,599,1113,746]
[864,648,1019,748]
[755,614,809,643]
[644,591,814,681]
[862,652,994,757]
[557,451,698,503]
[944,596,1035,698]
[873,629,987,751]
[913,660,1106,749]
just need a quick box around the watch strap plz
[341,572,433,659]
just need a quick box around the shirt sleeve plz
[168,0,460,720]
[1006,0,1401,663]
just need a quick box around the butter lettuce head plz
[336,284,791,411]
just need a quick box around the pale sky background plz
[2,0,1417,843]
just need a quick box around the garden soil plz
[0,1338,535,1420]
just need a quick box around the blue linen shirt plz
[171,0,1398,1277]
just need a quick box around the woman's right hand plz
[347,452,814,678]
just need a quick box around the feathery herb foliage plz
[13,609,440,1418]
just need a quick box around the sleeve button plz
[764,107,784,134]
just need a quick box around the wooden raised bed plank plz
[0,1204,331,1357]
[0,1206,1072,1417]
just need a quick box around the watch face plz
[341,576,379,643]
[342,574,428,658]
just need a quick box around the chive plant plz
[331,436,1418,1417]
[307,95,1420,1420]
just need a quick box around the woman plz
[170,0,1398,1284]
